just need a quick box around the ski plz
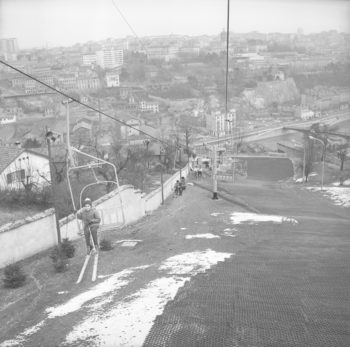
[92,252,99,282]
[76,254,91,284]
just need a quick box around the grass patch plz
[3,264,26,289]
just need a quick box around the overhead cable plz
[0,59,180,148]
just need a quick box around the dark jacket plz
[77,208,101,232]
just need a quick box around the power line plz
[0,59,179,149]
[111,0,139,40]
[110,0,149,55]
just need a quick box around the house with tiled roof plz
[0,146,50,190]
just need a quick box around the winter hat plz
[83,198,92,206]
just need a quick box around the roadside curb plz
[192,181,260,213]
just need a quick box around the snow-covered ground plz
[185,233,220,239]
[230,212,298,225]
[306,186,350,207]
[1,250,232,347]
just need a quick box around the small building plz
[120,118,141,139]
[0,147,50,190]
[105,71,120,87]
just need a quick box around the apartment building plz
[82,53,97,66]
[77,77,101,90]
[58,74,78,91]
[96,48,123,69]
[205,109,236,136]
[146,45,178,61]
[139,100,159,113]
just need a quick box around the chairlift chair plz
[66,146,125,233]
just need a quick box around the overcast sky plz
[0,0,349,49]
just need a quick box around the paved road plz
[144,180,350,347]
[1,180,349,346]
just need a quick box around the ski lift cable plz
[110,0,150,55]
[0,59,182,150]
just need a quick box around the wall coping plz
[59,184,135,228]
[1,166,188,232]
[0,208,55,234]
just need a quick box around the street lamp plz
[45,128,62,245]
[309,135,325,191]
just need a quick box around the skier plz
[77,198,101,254]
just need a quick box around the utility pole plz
[160,165,164,204]
[303,140,307,183]
[63,98,74,165]
[232,113,236,183]
[212,145,218,199]
[160,148,165,204]
[185,128,190,167]
[45,127,62,245]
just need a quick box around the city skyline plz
[0,0,349,49]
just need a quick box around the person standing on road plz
[180,176,186,192]
[174,180,181,197]
[77,198,101,254]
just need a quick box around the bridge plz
[193,111,350,149]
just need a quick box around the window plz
[6,169,25,184]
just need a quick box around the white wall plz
[0,165,189,268]
[0,210,57,268]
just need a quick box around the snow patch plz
[210,212,224,216]
[65,249,232,346]
[159,249,231,275]
[46,265,149,319]
[57,291,68,295]
[307,187,350,207]
[0,321,45,347]
[223,232,237,238]
[180,227,187,230]
[65,277,188,347]
[230,212,298,225]
[185,233,220,239]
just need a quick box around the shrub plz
[3,264,26,288]
[99,238,113,251]
[50,246,69,273]
[60,238,75,258]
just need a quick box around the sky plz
[0,0,349,49]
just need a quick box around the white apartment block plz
[139,101,159,113]
[96,49,123,69]
[0,38,19,53]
